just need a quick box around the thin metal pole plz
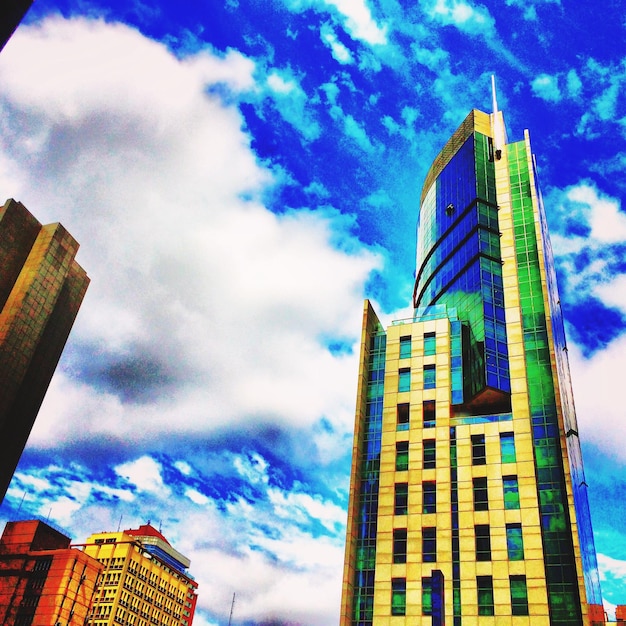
[228,592,236,626]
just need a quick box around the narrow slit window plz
[393,529,407,564]
[423,481,436,514]
[423,400,436,428]
[422,527,436,562]
[510,575,529,615]
[475,524,491,561]
[471,434,486,465]
[424,332,436,356]
[424,364,436,389]
[473,477,488,511]
[391,578,406,616]
[395,483,408,515]
[506,523,524,561]
[423,439,436,469]
[398,367,411,393]
[500,432,516,463]
[503,475,520,510]
[477,576,494,616]
[397,403,410,431]
[396,441,409,472]
[399,335,412,359]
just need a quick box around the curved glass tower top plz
[414,110,510,412]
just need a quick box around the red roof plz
[123,524,170,546]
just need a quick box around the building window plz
[422,577,433,616]
[423,481,436,514]
[500,432,516,463]
[399,367,411,392]
[506,523,524,561]
[477,576,494,616]
[396,441,409,471]
[473,477,488,511]
[422,527,436,562]
[399,335,412,359]
[391,578,406,616]
[503,475,520,509]
[475,524,491,561]
[510,575,529,615]
[424,332,436,356]
[393,529,407,564]
[423,400,436,428]
[423,439,436,469]
[424,364,436,389]
[471,434,486,465]
[397,403,410,431]
[395,483,408,515]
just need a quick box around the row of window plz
[392,521,524,564]
[394,474,520,515]
[397,400,436,430]
[399,333,436,359]
[398,364,436,392]
[396,432,515,471]
[391,574,529,616]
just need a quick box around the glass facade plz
[341,108,603,626]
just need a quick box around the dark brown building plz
[0,0,34,52]
[0,199,89,502]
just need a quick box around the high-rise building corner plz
[0,198,90,502]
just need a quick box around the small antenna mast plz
[491,74,503,157]
[228,592,236,626]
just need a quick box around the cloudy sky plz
[1,1,626,624]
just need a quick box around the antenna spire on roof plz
[491,74,503,157]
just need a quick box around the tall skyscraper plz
[0,198,90,502]
[340,103,604,625]
[82,524,198,626]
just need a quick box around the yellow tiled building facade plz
[341,109,604,625]
[83,525,198,626]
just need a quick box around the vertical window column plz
[423,481,436,514]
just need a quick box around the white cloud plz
[114,456,170,497]
[531,73,561,102]
[233,453,269,485]
[427,0,496,36]
[320,23,353,64]
[567,183,626,244]
[265,68,321,140]
[184,488,210,505]
[323,0,388,45]
[284,0,387,45]
[0,17,380,456]
[569,336,626,462]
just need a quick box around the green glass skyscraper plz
[341,102,604,625]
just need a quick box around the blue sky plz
[1,1,626,624]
